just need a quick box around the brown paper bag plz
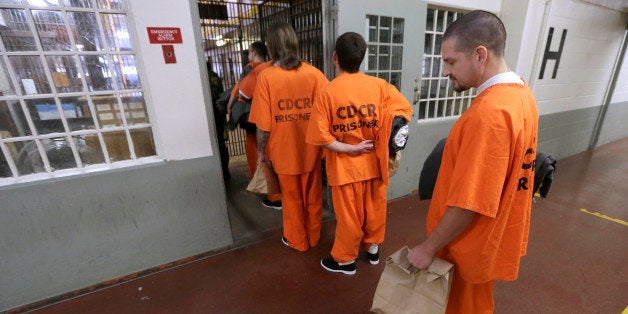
[246,162,280,195]
[371,246,454,314]
[389,151,401,177]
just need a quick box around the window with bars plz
[364,14,404,90]
[0,0,155,183]
[418,7,476,120]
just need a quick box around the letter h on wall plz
[539,27,567,79]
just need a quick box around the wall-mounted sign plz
[147,27,183,44]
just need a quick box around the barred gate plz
[198,0,324,157]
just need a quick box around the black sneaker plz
[262,199,282,210]
[366,251,379,265]
[281,236,289,247]
[321,258,356,275]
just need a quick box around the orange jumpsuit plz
[248,62,329,251]
[306,72,412,262]
[236,61,268,178]
[427,81,538,313]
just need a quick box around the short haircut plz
[249,41,268,60]
[335,32,366,73]
[266,22,301,70]
[443,10,506,57]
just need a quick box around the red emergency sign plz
[147,27,183,44]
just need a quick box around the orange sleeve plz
[306,88,337,146]
[384,83,412,122]
[248,72,272,131]
[446,106,512,218]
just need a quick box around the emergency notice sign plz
[147,27,183,44]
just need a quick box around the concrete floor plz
[12,138,628,313]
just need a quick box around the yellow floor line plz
[580,208,628,226]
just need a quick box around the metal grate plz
[199,0,323,157]
[418,7,476,120]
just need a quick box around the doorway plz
[197,0,332,245]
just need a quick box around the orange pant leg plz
[277,165,322,251]
[446,269,495,314]
[245,132,257,178]
[330,179,386,263]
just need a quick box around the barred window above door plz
[0,0,156,185]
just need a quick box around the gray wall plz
[598,101,628,147]
[538,106,600,159]
[0,158,232,311]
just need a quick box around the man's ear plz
[332,51,338,65]
[475,46,488,64]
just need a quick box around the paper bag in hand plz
[246,162,280,195]
[371,246,454,314]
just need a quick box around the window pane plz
[59,96,93,131]
[1,57,18,94]
[378,45,389,70]
[101,13,133,51]
[423,56,431,77]
[27,98,67,133]
[434,34,442,54]
[46,55,84,93]
[391,46,402,70]
[120,92,148,125]
[65,0,94,8]
[74,135,105,165]
[366,15,377,42]
[9,55,52,94]
[130,127,155,158]
[68,11,104,51]
[0,99,32,137]
[436,10,445,32]
[426,9,434,31]
[367,45,377,71]
[379,16,391,43]
[15,139,45,175]
[111,54,141,89]
[80,54,115,91]
[102,130,129,161]
[92,94,122,128]
[32,10,71,51]
[27,0,59,6]
[0,148,11,177]
[390,72,401,90]
[392,18,404,44]
[432,57,441,77]
[44,137,78,171]
[424,33,433,55]
[96,0,124,10]
[0,9,37,52]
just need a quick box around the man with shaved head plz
[408,10,539,313]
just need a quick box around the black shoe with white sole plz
[366,251,379,265]
[262,199,282,210]
[320,258,356,275]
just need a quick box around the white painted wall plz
[610,43,628,103]
[127,0,214,160]
[529,0,628,116]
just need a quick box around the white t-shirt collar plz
[477,71,524,94]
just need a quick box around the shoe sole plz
[369,259,379,265]
[320,260,356,275]
[262,203,282,210]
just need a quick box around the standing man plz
[206,60,229,181]
[249,22,329,251]
[407,11,539,313]
[306,32,412,275]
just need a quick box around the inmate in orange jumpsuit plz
[427,78,538,313]
[236,61,269,178]
[248,62,329,251]
[306,72,412,262]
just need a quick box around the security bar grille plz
[0,0,155,183]
[199,0,324,157]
